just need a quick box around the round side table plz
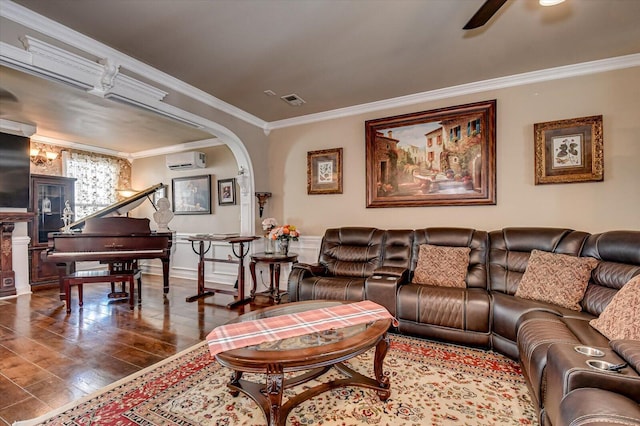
[249,252,298,304]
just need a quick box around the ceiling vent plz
[281,93,306,106]
[166,151,206,170]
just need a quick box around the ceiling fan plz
[463,0,508,30]
[463,0,565,30]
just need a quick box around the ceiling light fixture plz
[30,148,58,165]
[539,0,565,6]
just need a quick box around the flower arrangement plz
[261,217,278,234]
[268,224,300,241]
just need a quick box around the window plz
[449,126,461,141]
[63,151,129,219]
[468,118,481,135]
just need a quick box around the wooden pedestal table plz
[215,301,392,426]
[185,235,258,308]
[249,252,298,304]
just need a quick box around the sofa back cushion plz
[514,249,598,311]
[381,229,414,270]
[590,274,640,340]
[319,227,386,278]
[413,244,471,287]
[411,228,488,289]
[580,230,640,316]
[488,228,590,295]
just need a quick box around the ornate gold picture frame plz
[307,148,343,195]
[534,115,603,185]
[365,100,496,207]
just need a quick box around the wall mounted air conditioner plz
[166,151,206,170]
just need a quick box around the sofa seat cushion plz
[557,388,640,426]
[296,276,365,301]
[515,250,599,311]
[590,274,640,340]
[491,291,571,357]
[412,244,470,288]
[397,284,490,332]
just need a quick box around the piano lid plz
[68,183,165,230]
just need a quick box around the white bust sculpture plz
[153,197,174,231]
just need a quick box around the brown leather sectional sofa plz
[287,227,640,425]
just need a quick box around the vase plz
[264,236,275,254]
[277,239,289,255]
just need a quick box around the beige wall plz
[267,67,640,237]
[131,145,242,234]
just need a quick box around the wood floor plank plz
[0,275,265,423]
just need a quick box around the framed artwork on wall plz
[534,115,603,185]
[171,175,211,214]
[365,99,496,207]
[307,148,343,194]
[218,178,236,205]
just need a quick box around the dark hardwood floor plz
[0,275,268,425]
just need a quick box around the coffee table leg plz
[373,333,391,400]
[266,364,285,426]
[229,370,243,397]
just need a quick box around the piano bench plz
[63,269,140,313]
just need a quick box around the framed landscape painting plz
[365,100,496,208]
[534,115,603,185]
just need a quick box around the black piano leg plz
[162,260,170,294]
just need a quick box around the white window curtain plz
[62,151,120,219]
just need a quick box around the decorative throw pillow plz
[590,274,640,340]
[514,250,598,311]
[412,244,470,288]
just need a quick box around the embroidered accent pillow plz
[514,250,598,311]
[590,274,640,340]
[412,244,470,288]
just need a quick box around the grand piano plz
[41,183,173,299]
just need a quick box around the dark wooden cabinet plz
[29,174,76,288]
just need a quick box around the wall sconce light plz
[236,166,250,195]
[30,148,58,166]
[255,192,272,217]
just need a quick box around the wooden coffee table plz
[214,300,392,426]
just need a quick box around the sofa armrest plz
[287,263,328,302]
[291,262,327,276]
[365,274,402,318]
[611,339,640,372]
[544,342,640,423]
[372,266,408,281]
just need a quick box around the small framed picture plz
[307,148,343,195]
[218,178,236,205]
[534,115,603,184]
[172,175,211,214]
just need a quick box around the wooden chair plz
[63,268,140,313]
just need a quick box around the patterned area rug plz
[16,334,537,425]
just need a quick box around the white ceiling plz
[1,0,640,154]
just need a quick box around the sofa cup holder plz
[586,359,627,373]
[574,346,605,357]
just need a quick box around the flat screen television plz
[0,132,30,208]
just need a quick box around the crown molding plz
[129,138,223,160]
[265,53,640,131]
[0,118,36,137]
[0,0,267,129]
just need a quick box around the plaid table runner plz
[207,300,397,357]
